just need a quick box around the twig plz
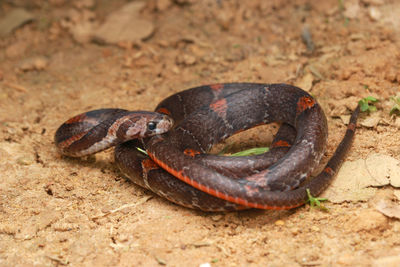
[3,81,28,93]
[91,195,153,220]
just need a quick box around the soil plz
[1,0,400,266]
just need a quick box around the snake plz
[55,83,360,211]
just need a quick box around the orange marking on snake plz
[324,166,334,175]
[296,96,316,114]
[147,151,303,210]
[244,185,260,197]
[347,122,356,131]
[156,107,171,116]
[141,158,160,172]
[210,84,224,91]
[210,98,228,117]
[58,131,87,148]
[184,149,201,158]
[271,140,291,148]
[65,114,87,124]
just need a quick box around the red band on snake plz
[55,83,360,211]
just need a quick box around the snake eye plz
[147,121,157,131]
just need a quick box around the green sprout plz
[136,147,148,155]
[306,189,328,211]
[338,0,350,26]
[390,96,400,116]
[358,96,378,112]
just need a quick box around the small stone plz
[69,21,97,44]
[275,220,285,226]
[349,210,388,232]
[171,65,180,74]
[16,155,35,165]
[310,225,320,232]
[18,56,49,71]
[52,222,79,232]
[368,7,381,21]
[344,1,361,19]
[290,227,300,235]
[210,215,223,222]
[384,67,397,82]
[176,54,197,66]
[216,11,233,30]
[156,0,172,11]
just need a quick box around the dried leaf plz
[295,73,314,92]
[321,153,400,203]
[375,199,400,219]
[0,9,34,37]
[93,2,154,44]
[359,111,381,128]
[365,154,400,187]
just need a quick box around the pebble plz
[368,7,381,21]
[16,155,35,165]
[310,225,320,232]
[18,56,49,72]
[156,0,172,11]
[210,215,223,222]
[349,210,388,232]
[176,54,197,66]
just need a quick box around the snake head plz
[145,114,174,136]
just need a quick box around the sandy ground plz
[1,0,400,266]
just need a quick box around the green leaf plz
[358,96,378,113]
[229,147,269,157]
[365,96,377,101]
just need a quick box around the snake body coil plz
[55,83,359,211]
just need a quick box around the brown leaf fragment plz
[0,9,35,37]
[321,154,400,203]
[375,199,400,220]
[365,154,400,187]
[93,2,154,45]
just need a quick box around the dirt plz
[1,0,400,266]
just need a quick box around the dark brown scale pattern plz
[55,83,360,211]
